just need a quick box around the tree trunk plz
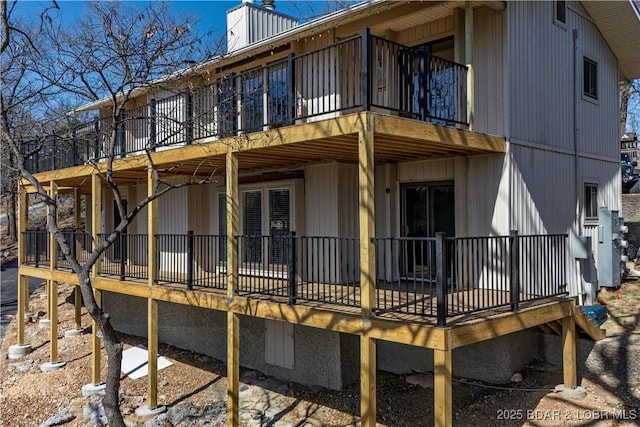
[7,186,17,244]
[77,270,126,427]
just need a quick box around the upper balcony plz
[22,29,469,175]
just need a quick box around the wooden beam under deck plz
[24,112,506,191]
[21,265,574,352]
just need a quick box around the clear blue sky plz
[13,1,338,39]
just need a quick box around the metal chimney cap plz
[262,0,275,10]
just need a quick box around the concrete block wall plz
[378,330,539,384]
[103,292,358,390]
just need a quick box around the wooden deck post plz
[17,188,28,346]
[49,280,58,363]
[358,112,377,427]
[91,289,102,385]
[226,151,240,427]
[147,298,159,409]
[48,182,59,363]
[434,346,453,427]
[147,166,161,410]
[17,275,27,346]
[465,1,474,130]
[562,315,577,388]
[91,174,101,276]
[74,189,82,329]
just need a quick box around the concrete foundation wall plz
[378,330,539,384]
[537,333,640,386]
[103,292,357,390]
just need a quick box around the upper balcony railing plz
[22,28,468,174]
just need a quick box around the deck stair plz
[538,302,606,340]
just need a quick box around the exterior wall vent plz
[226,1,298,52]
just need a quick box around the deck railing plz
[156,232,227,290]
[374,232,569,325]
[56,231,93,270]
[23,230,567,325]
[237,234,360,306]
[23,230,50,267]
[22,28,468,174]
[98,233,149,280]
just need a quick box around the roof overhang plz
[581,1,640,80]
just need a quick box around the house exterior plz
[12,1,640,426]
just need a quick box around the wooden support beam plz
[451,301,572,348]
[562,315,577,388]
[434,347,453,427]
[226,151,240,426]
[226,151,239,299]
[91,289,102,385]
[73,189,83,330]
[17,275,27,345]
[49,280,58,363]
[147,298,159,408]
[360,334,377,427]
[358,113,376,319]
[91,174,101,276]
[227,311,240,427]
[49,181,58,273]
[18,186,27,266]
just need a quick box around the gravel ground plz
[1,281,639,427]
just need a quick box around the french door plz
[242,188,291,267]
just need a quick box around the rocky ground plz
[0,278,638,427]
[0,197,638,427]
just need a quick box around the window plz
[583,57,598,100]
[584,183,598,221]
[554,1,566,26]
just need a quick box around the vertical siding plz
[159,187,188,234]
[507,1,618,155]
[395,15,454,46]
[337,164,359,238]
[473,7,505,136]
[397,158,455,182]
[466,154,507,236]
[305,164,338,236]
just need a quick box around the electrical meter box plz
[597,209,628,288]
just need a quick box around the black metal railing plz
[56,230,93,270]
[99,233,149,280]
[25,230,567,324]
[374,232,569,325]
[23,230,50,267]
[237,234,360,307]
[156,232,227,290]
[22,28,468,174]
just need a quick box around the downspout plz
[573,29,581,235]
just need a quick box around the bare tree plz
[621,79,640,136]
[1,0,62,244]
[2,1,223,425]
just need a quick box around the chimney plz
[226,0,297,52]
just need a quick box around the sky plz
[12,0,339,40]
